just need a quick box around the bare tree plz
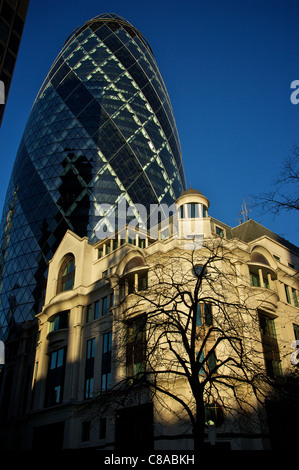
[253,145,299,216]
[110,237,273,451]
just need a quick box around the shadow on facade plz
[1,311,299,451]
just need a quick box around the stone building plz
[0,188,299,450]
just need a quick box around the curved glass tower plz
[0,13,186,339]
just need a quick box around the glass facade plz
[0,13,186,339]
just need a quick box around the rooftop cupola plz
[175,188,211,242]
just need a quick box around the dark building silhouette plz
[0,0,29,125]
[0,13,186,340]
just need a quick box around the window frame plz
[57,255,75,293]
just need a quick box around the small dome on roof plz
[175,187,210,208]
[179,188,204,197]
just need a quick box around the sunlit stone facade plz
[1,189,299,450]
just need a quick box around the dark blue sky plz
[0,0,298,245]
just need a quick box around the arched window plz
[57,255,75,293]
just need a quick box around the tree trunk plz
[193,398,206,451]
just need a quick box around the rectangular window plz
[207,350,217,372]
[265,358,282,380]
[197,350,205,375]
[138,272,148,291]
[259,312,281,380]
[259,314,276,339]
[285,284,291,304]
[216,226,224,237]
[128,236,136,245]
[263,276,270,289]
[126,316,146,381]
[250,271,260,287]
[85,338,95,399]
[292,288,298,307]
[101,331,112,391]
[86,304,93,322]
[187,203,199,218]
[94,300,100,319]
[196,303,213,326]
[293,324,299,340]
[49,310,69,332]
[45,347,66,407]
[102,296,108,316]
[138,238,146,248]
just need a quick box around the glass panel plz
[102,296,107,315]
[292,288,298,307]
[285,285,291,304]
[57,348,64,367]
[50,351,57,369]
[250,271,260,287]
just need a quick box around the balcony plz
[248,262,279,310]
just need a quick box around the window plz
[101,331,112,391]
[57,256,75,293]
[187,203,199,218]
[126,316,146,382]
[259,312,281,380]
[49,311,69,332]
[197,350,216,375]
[293,324,299,340]
[265,358,282,379]
[85,338,95,399]
[196,303,213,326]
[128,236,136,245]
[215,226,224,237]
[45,347,66,407]
[86,295,113,322]
[205,402,224,427]
[138,271,148,291]
[259,314,276,339]
[250,270,260,287]
[285,285,291,304]
[197,350,205,375]
[292,288,298,307]
[101,296,107,316]
[138,238,146,248]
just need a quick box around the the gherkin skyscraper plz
[0,13,186,340]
